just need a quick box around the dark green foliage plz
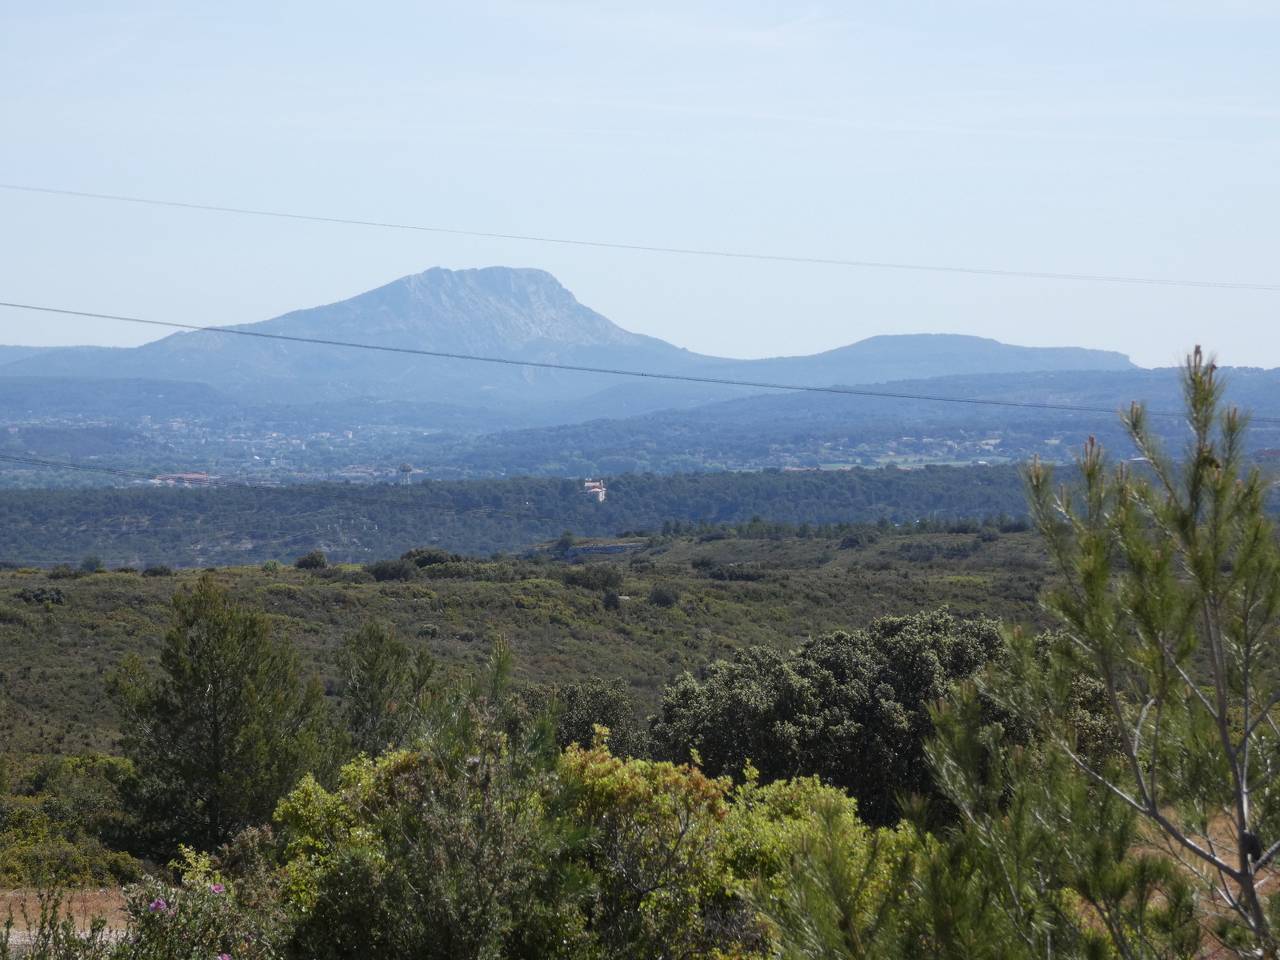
[14,587,64,605]
[338,621,435,756]
[141,565,172,577]
[107,576,335,855]
[294,550,327,570]
[401,547,459,567]
[544,677,651,759]
[648,583,680,608]
[653,609,1004,825]
[560,564,623,593]
[78,556,103,574]
[0,466,1039,567]
[364,558,416,582]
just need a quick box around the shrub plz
[652,609,1004,825]
[0,888,113,957]
[15,587,64,605]
[562,564,624,592]
[0,755,142,886]
[79,555,104,574]
[560,741,763,958]
[401,547,458,567]
[279,645,584,960]
[838,530,878,549]
[261,559,282,574]
[0,603,31,627]
[543,677,650,759]
[46,565,80,580]
[365,558,417,582]
[294,550,328,570]
[141,564,173,578]
[648,584,680,608]
[706,563,764,582]
[120,851,283,960]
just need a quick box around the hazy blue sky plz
[2,1,1277,368]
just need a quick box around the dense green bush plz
[648,583,680,608]
[15,587,65,605]
[0,755,140,886]
[293,550,327,570]
[400,547,459,567]
[270,655,909,960]
[364,558,416,582]
[537,676,651,759]
[561,564,624,592]
[653,608,1004,825]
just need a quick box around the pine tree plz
[338,620,434,756]
[110,575,334,854]
[1009,347,1280,956]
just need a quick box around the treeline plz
[0,464,1030,566]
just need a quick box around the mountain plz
[0,267,1134,422]
[418,366,1280,478]
[0,345,59,366]
[0,376,237,419]
[717,333,1134,386]
[0,268,702,415]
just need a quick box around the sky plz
[1,1,1277,369]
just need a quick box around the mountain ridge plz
[0,266,1136,419]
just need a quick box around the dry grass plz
[0,887,126,933]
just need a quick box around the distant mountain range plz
[8,266,1274,486]
[0,266,1135,424]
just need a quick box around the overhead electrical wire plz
[3,299,1279,425]
[2,182,1278,292]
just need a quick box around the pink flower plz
[218,954,231,960]
[210,883,226,894]
[148,897,169,913]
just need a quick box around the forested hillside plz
[0,465,1029,566]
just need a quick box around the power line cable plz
[4,299,1280,424]
[2,182,1277,292]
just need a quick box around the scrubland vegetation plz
[0,464,1030,566]
[2,353,1280,958]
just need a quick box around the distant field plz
[0,526,1053,754]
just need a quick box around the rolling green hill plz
[0,522,1051,754]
